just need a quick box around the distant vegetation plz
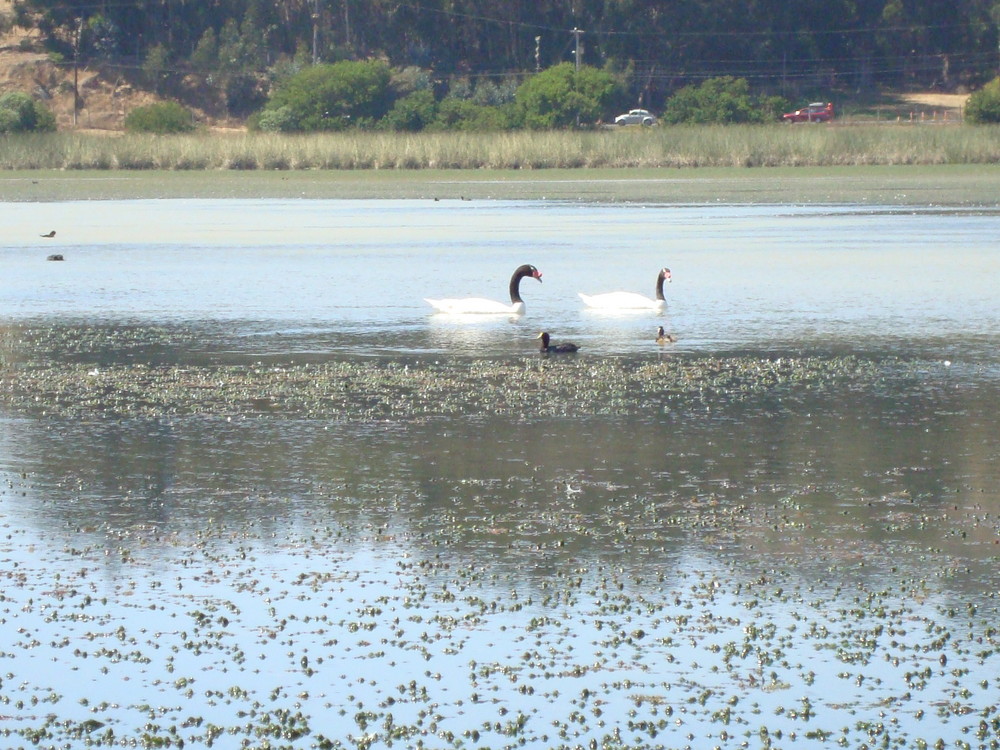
[661,77,787,125]
[0,91,56,133]
[4,126,1000,172]
[249,60,623,132]
[124,102,196,134]
[4,0,995,130]
[964,78,1000,123]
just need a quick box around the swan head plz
[515,264,543,283]
[536,331,550,346]
[660,268,672,283]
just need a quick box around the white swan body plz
[579,267,671,310]
[426,264,542,315]
[427,297,525,314]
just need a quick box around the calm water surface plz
[1,199,999,748]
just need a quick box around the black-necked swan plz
[579,267,671,310]
[536,331,579,354]
[656,325,677,344]
[425,264,542,314]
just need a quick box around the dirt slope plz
[0,0,231,131]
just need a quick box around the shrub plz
[433,98,514,131]
[260,60,393,132]
[124,101,196,133]
[965,78,1000,123]
[0,92,57,133]
[252,105,297,132]
[663,76,782,124]
[515,63,617,129]
[383,89,437,131]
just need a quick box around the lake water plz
[1,198,999,748]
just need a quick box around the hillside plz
[0,0,236,131]
[0,0,968,133]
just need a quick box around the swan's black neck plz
[510,274,525,304]
[655,270,669,301]
[510,265,540,303]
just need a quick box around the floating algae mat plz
[2,344,999,748]
[2,352,889,419]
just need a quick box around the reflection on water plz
[1,199,999,747]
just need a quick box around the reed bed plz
[3,124,1000,171]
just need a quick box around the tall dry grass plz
[3,124,1000,171]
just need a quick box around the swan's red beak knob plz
[533,270,543,282]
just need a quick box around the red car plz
[782,102,834,123]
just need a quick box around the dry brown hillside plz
[0,0,234,131]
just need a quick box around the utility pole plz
[535,35,541,71]
[73,17,82,128]
[343,0,350,49]
[312,0,320,64]
[571,27,584,127]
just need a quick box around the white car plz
[615,109,657,126]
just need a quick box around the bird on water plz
[537,331,579,354]
[579,267,671,310]
[425,264,543,315]
[656,326,677,344]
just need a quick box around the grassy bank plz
[2,123,1000,173]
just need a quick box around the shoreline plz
[4,164,1000,205]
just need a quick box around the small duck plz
[656,326,676,344]
[40,230,56,238]
[537,331,579,354]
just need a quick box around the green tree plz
[965,78,1000,123]
[190,28,218,73]
[662,77,781,124]
[383,89,437,131]
[432,97,513,131]
[141,44,172,95]
[0,91,57,133]
[515,63,617,129]
[260,60,393,131]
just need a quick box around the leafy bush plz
[251,105,296,132]
[433,98,514,131]
[124,101,196,133]
[515,63,617,129]
[965,78,1000,123]
[663,76,781,124]
[383,90,437,131]
[0,92,57,133]
[260,60,393,131]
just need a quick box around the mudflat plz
[4,164,1000,204]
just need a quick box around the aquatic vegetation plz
[1,330,889,420]
[2,321,999,749]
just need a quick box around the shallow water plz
[1,199,999,748]
[4,199,1000,357]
